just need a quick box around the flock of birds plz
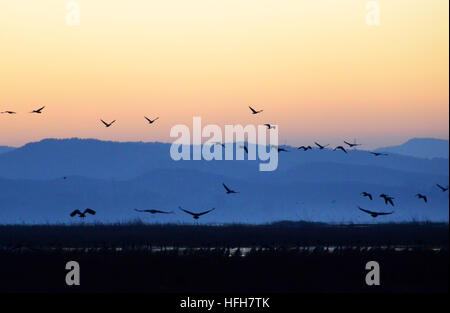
[1,106,46,115]
[2,105,449,222]
[69,181,448,221]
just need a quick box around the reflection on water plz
[2,245,446,257]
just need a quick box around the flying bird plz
[101,119,116,127]
[30,106,45,114]
[223,183,238,194]
[249,106,263,115]
[297,145,312,151]
[1,111,16,114]
[416,194,428,203]
[144,116,159,124]
[271,145,288,152]
[370,152,388,156]
[239,145,248,154]
[380,194,395,206]
[361,192,373,200]
[70,208,96,218]
[436,184,449,192]
[213,142,225,148]
[314,142,329,150]
[264,124,276,129]
[358,207,394,218]
[178,206,215,220]
[334,146,347,153]
[344,141,362,148]
[134,209,173,214]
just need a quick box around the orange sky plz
[0,0,448,148]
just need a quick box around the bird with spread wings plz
[135,209,173,214]
[358,207,393,218]
[178,206,215,220]
[70,208,96,218]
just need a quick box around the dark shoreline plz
[1,222,447,293]
[0,247,447,293]
[0,221,448,247]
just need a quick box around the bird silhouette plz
[271,145,288,152]
[249,106,263,115]
[380,194,395,206]
[334,146,347,153]
[344,141,361,148]
[361,192,373,200]
[179,206,215,220]
[314,142,329,150]
[436,184,449,192]
[1,111,16,114]
[223,183,238,194]
[416,194,428,203]
[370,152,388,156]
[144,116,159,124]
[30,106,45,114]
[358,207,394,218]
[213,142,225,148]
[297,145,312,151]
[101,119,116,127]
[70,208,96,218]
[264,124,276,129]
[239,145,248,154]
[134,209,173,214]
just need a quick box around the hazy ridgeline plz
[375,138,449,159]
[0,138,448,224]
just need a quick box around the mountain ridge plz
[375,138,449,159]
[0,146,14,154]
[0,138,448,180]
[0,138,448,224]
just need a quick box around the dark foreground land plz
[0,222,448,293]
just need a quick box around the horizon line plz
[1,136,449,150]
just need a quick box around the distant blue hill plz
[0,138,447,180]
[0,138,448,224]
[375,138,449,159]
[0,146,14,154]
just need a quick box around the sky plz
[0,0,448,149]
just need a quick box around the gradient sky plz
[0,0,448,148]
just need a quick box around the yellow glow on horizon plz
[0,0,448,148]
